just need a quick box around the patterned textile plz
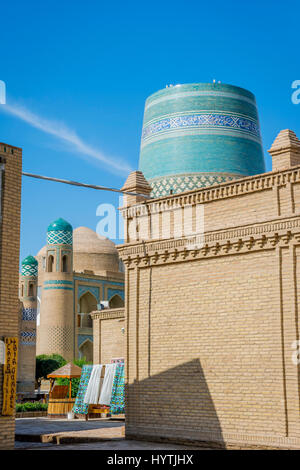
[73,365,93,415]
[110,364,125,415]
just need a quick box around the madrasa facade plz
[113,82,300,449]
[17,221,125,394]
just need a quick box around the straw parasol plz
[47,362,82,398]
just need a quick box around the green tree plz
[35,354,67,389]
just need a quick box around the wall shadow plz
[126,358,225,449]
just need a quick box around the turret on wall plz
[269,129,300,171]
[18,255,38,396]
[37,218,74,361]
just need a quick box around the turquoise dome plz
[21,255,38,277]
[47,218,73,245]
[138,82,266,197]
[47,218,72,233]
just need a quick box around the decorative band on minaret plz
[37,218,74,361]
[18,255,38,396]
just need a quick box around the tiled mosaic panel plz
[78,334,93,348]
[47,230,72,245]
[139,83,265,187]
[21,264,38,277]
[150,173,241,197]
[22,308,37,321]
[108,289,125,300]
[20,330,36,346]
[142,113,260,142]
[78,285,100,302]
[44,280,74,291]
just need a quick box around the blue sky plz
[0,0,299,263]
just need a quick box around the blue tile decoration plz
[44,280,73,285]
[20,331,36,346]
[108,289,124,301]
[47,218,73,245]
[21,255,38,277]
[78,285,100,302]
[22,308,37,321]
[44,286,74,291]
[142,113,261,143]
[74,277,125,302]
[150,172,242,197]
[44,280,74,291]
[139,83,266,197]
[74,276,124,288]
[47,230,73,245]
[78,334,93,348]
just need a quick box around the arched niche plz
[79,291,98,313]
[28,282,34,297]
[79,339,93,362]
[62,254,69,273]
[47,254,54,272]
[109,294,124,308]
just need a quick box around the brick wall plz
[0,143,22,450]
[92,309,125,364]
[119,165,300,449]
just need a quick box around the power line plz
[22,172,152,198]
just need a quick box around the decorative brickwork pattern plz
[46,326,73,353]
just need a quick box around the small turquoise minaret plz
[38,218,75,360]
[18,255,38,396]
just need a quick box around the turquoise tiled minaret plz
[21,255,38,277]
[47,218,73,245]
[39,218,75,360]
[18,255,38,396]
[139,83,266,197]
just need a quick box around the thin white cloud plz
[1,101,132,176]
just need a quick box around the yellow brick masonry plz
[91,308,125,364]
[0,143,22,450]
[117,130,300,449]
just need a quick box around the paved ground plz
[14,417,207,450]
[15,440,205,450]
[15,417,123,435]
